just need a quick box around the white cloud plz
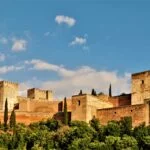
[25,59,131,99]
[70,37,87,46]
[0,37,8,44]
[25,59,74,77]
[55,15,76,27]
[12,39,27,52]
[0,53,5,62]
[0,65,24,74]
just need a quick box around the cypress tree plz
[4,98,8,130]
[109,84,112,97]
[64,97,68,125]
[10,109,16,128]
[91,89,97,96]
[79,90,83,95]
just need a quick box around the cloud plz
[25,59,74,77]
[55,15,76,27]
[0,37,8,44]
[25,59,131,99]
[0,65,24,74]
[69,37,87,46]
[12,39,27,52]
[0,53,5,62]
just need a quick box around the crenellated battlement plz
[0,80,18,87]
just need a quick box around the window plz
[78,100,80,106]
[141,80,144,84]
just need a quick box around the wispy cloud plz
[69,37,87,46]
[12,38,27,52]
[24,59,131,98]
[0,53,5,62]
[55,15,76,27]
[0,65,24,74]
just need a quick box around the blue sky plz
[0,0,150,98]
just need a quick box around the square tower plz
[132,71,150,105]
[0,81,19,110]
[27,88,53,101]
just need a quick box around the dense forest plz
[0,116,150,150]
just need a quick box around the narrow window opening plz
[78,100,80,106]
[142,80,144,84]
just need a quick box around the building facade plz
[0,70,150,127]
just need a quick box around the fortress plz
[0,70,150,127]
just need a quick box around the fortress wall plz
[97,94,109,101]
[71,95,87,122]
[108,94,131,107]
[0,81,18,110]
[86,95,113,123]
[26,100,59,113]
[0,111,54,125]
[132,71,150,105]
[71,94,113,123]
[27,88,53,101]
[96,104,148,127]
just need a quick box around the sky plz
[0,0,150,99]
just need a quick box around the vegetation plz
[0,116,150,149]
[79,90,83,95]
[64,97,68,125]
[4,98,8,131]
[109,83,112,97]
[91,88,97,96]
[9,109,16,129]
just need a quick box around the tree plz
[64,97,68,125]
[91,89,97,96]
[79,90,83,95]
[119,116,132,136]
[10,109,16,129]
[4,98,8,130]
[109,84,112,97]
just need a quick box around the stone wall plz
[27,88,53,101]
[71,94,113,123]
[97,104,149,127]
[109,94,131,107]
[132,71,150,105]
[0,81,18,110]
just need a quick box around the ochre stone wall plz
[132,71,150,105]
[0,81,18,111]
[71,95,87,122]
[27,88,53,101]
[71,94,113,123]
[96,104,149,127]
[109,94,131,107]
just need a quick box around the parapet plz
[0,80,18,87]
[132,70,150,79]
[27,88,53,101]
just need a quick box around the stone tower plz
[27,88,53,101]
[0,81,19,110]
[132,71,150,105]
